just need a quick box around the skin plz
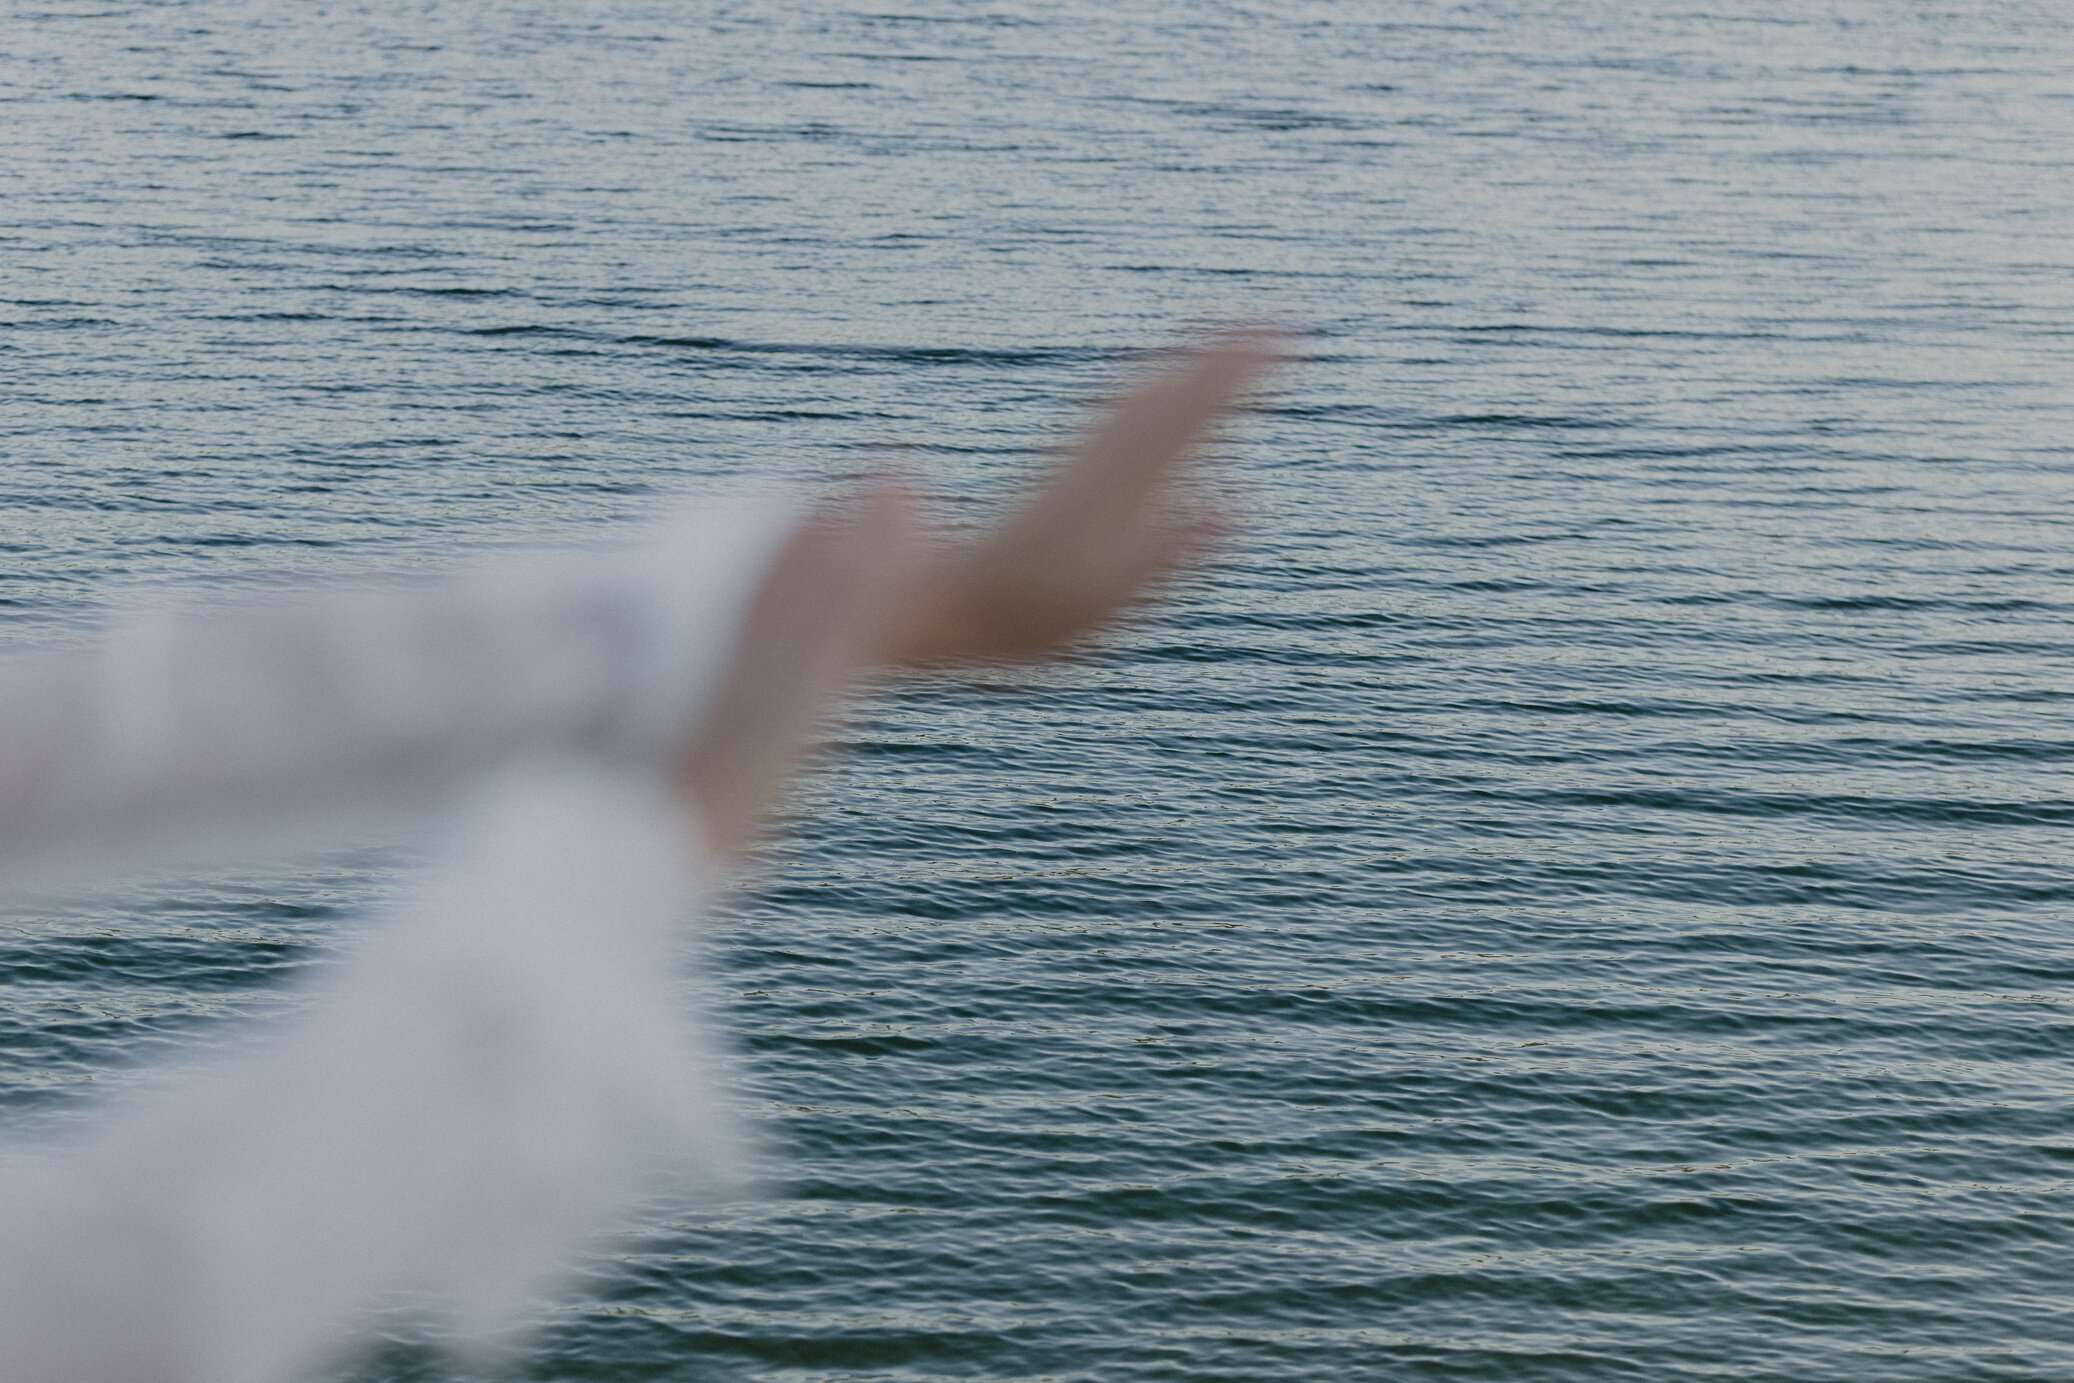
[676,328,1286,860]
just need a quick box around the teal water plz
[5,1,2074,1378]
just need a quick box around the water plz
[5,0,2074,1377]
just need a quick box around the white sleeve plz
[0,502,793,890]
[0,762,746,1383]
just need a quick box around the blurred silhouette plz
[0,331,1280,1382]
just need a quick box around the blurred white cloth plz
[0,505,788,891]
[0,502,794,1382]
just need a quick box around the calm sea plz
[5,1,2073,1378]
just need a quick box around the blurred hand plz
[675,328,1286,856]
[888,327,1285,666]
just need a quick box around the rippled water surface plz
[6,1,2074,1378]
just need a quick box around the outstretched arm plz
[0,505,795,891]
[0,491,921,1383]
[0,329,1282,1382]
[0,330,1278,887]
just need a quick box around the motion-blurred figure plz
[0,333,1280,1382]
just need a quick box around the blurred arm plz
[0,763,738,1383]
[0,490,923,1382]
[0,504,791,889]
[0,327,1285,1381]
[0,332,1280,888]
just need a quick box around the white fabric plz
[0,503,790,892]
[0,501,796,1380]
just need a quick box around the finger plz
[1060,328,1286,508]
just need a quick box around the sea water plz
[3,1,2072,1377]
